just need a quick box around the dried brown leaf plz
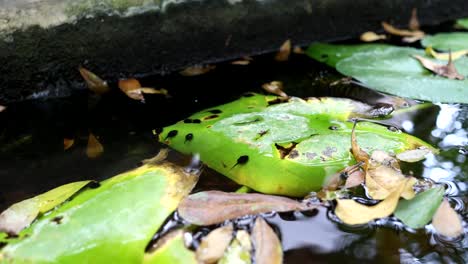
[196,224,233,264]
[178,191,315,226]
[409,8,420,31]
[179,65,216,76]
[345,170,365,188]
[0,198,38,235]
[119,78,144,101]
[381,21,424,37]
[360,31,386,42]
[63,138,74,150]
[78,67,110,95]
[432,199,463,238]
[86,133,104,159]
[275,39,291,61]
[351,121,370,168]
[261,81,288,98]
[413,55,465,80]
[252,217,282,264]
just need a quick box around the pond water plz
[0,42,466,262]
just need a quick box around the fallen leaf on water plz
[119,78,144,101]
[425,46,468,61]
[196,224,233,264]
[86,133,104,158]
[179,65,216,76]
[351,122,370,168]
[63,138,74,150]
[344,169,365,188]
[275,39,291,61]
[360,31,387,42]
[261,81,288,98]
[142,149,169,165]
[381,21,424,43]
[409,8,420,31]
[335,179,407,225]
[432,199,463,238]
[78,67,110,95]
[0,105,6,112]
[219,230,252,264]
[231,57,253,65]
[396,147,431,162]
[412,54,465,80]
[178,191,315,226]
[252,217,282,264]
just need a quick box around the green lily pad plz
[421,32,468,51]
[336,46,468,103]
[0,162,198,263]
[143,229,197,264]
[158,94,436,197]
[456,18,468,30]
[394,186,445,229]
[306,43,391,67]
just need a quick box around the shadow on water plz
[0,48,466,262]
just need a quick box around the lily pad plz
[394,186,444,229]
[456,18,468,30]
[336,46,468,103]
[0,162,198,263]
[144,229,197,264]
[158,94,435,197]
[421,32,468,51]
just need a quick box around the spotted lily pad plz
[0,162,198,263]
[421,32,468,51]
[158,94,435,197]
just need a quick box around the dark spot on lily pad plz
[184,119,193,123]
[204,114,219,120]
[234,117,263,126]
[185,133,193,142]
[88,181,101,189]
[51,216,63,224]
[328,125,338,130]
[288,149,300,159]
[166,130,178,139]
[275,142,298,159]
[322,146,337,157]
[305,152,317,160]
[321,54,329,59]
[237,155,249,165]
[193,119,202,124]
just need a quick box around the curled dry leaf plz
[178,191,315,226]
[335,179,407,225]
[179,65,216,76]
[78,67,110,95]
[141,148,169,165]
[86,133,104,159]
[409,8,420,31]
[381,21,425,43]
[344,169,365,188]
[219,230,252,264]
[252,217,282,264]
[275,39,291,62]
[196,224,233,264]
[396,147,431,162]
[261,81,288,98]
[412,54,465,80]
[425,46,468,61]
[432,199,463,238]
[231,57,253,65]
[63,138,74,150]
[360,31,386,42]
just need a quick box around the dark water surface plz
[0,47,466,263]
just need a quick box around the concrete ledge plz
[1,0,468,102]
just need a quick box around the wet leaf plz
[179,65,216,76]
[219,230,252,264]
[425,46,468,61]
[196,224,233,264]
[394,186,444,229]
[456,18,468,29]
[78,67,110,95]
[0,181,90,235]
[396,147,431,162]
[409,8,420,31]
[63,138,74,150]
[261,81,288,98]
[160,94,436,196]
[412,54,465,80]
[336,180,406,225]
[344,170,365,188]
[144,229,197,264]
[275,39,291,61]
[1,162,199,262]
[178,191,314,225]
[86,133,104,158]
[252,218,282,264]
[360,31,386,42]
[422,32,468,51]
[381,21,425,42]
[432,199,463,238]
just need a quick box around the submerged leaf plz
[180,65,216,76]
[0,181,90,235]
[394,186,444,229]
[396,147,431,162]
[63,138,74,150]
[86,133,104,158]
[252,218,282,264]
[261,81,288,98]
[196,224,234,264]
[336,180,406,225]
[219,230,252,264]
[432,199,463,238]
[178,191,314,225]
[425,46,468,61]
[144,229,197,264]
[78,67,110,95]
[360,32,386,42]
[412,54,465,80]
[275,39,291,61]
